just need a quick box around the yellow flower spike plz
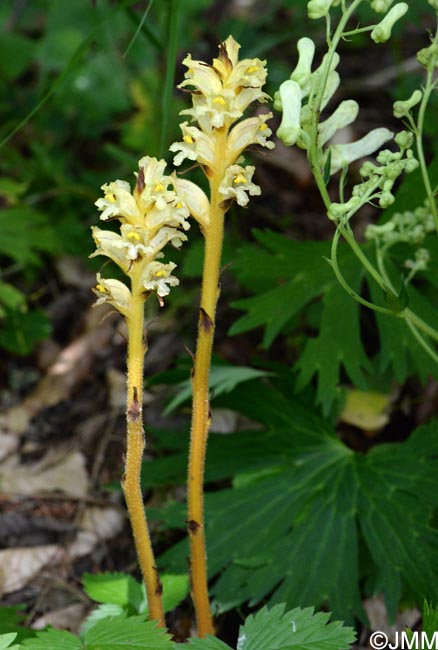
[105,193,116,203]
[154,183,165,192]
[171,35,272,638]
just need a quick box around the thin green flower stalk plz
[92,156,193,627]
[274,0,438,354]
[170,36,273,636]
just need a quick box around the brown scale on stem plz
[127,386,141,422]
[199,308,214,334]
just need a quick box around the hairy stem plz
[122,284,165,627]
[187,129,227,637]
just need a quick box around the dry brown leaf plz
[32,603,89,633]
[0,449,89,497]
[0,545,60,597]
[67,505,125,558]
[364,595,420,642]
[0,431,19,461]
[0,304,115,436]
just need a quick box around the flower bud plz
[290,38,316,91]
[417,43,438,68]
[371,0,395,12]
[394,130,414,149]
[371,3,408,43]
[328,196,362,220]
[393,90,423,118]
[276,80,302,146]
[307,0,335,19]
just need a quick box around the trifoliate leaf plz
[82,572,188,626]
[83,572,143,609]
[236,604,355,650]
[81,603,124,636]
[22,629,82,650]
[84,614,173,649]
[0,633,20,650]
[185,636,232,650]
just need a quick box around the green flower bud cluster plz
[393,90,423,118]
[365,201,436,247]
[356,132,418,206]
[404,248,430,274]
[417,43,438,69]
[327,132,418,220]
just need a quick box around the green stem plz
[414,18,438,232]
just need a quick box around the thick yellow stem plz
[188,129,227,637]
[122,286,165,627]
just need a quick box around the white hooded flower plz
[327,127,394,174]
[141,261,179,299]
[226,113,274,164]
[219,165,261,207]
[318,100,359,147]
[276,80,302,146]
[95,180,141,223]
[169,122,215,168]
[93,274,132,317]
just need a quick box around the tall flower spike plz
[171,36,273,637]
[91,156,196,628]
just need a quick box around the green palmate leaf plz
[229,227,438,412]
[230,232,332,347]
[159,379,438,622]
[422,602,438,637]
[164,365,272,414]
[230,230,369,412]
[0,308,51,355]
[294,252,369,414]
[0,282,25,314]
[372,280,438,382]
[0,207,57,265]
